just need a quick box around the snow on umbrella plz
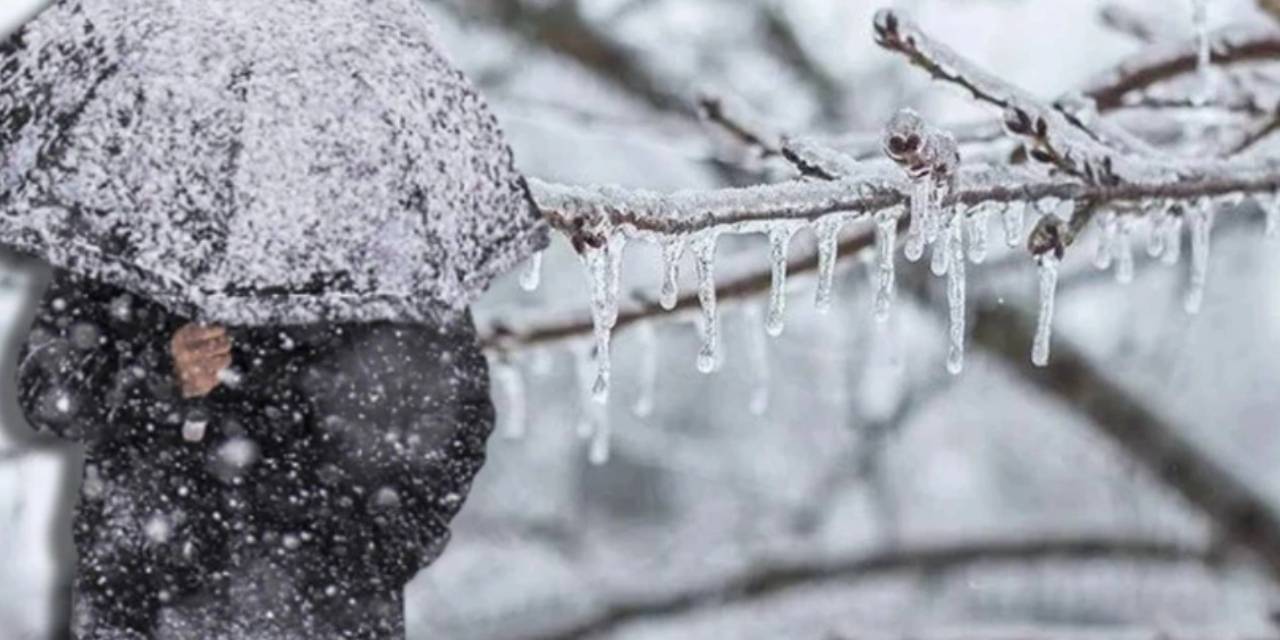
[0,0,547,326]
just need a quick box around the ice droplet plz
[583,247,614,403]
[945,216,967,375]
[931,206,957,277]
[632,322,657,417]
[519,252,544,292]
[904,178,933,262]
[874,209,899,323]
[1094,210,1117,271]
[659,238,686,310]
[1032,254,1060,368]
[1147,202,1170,258]
[814,217,842,313]
[589,416,612,466]
[693,235,720,373]
[766,226,796,337]
[574,346,605,439]
[1002,201,1026,249]
[1185,198,1215,314]
[1265,193,1280,240]
[745,305,770,416]
[967,205,990,264]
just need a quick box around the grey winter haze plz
[5,0,1280,639]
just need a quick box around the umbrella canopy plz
[0,0,547,326]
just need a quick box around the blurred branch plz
[757,3,847,123]
[1262,0,1280,25]
[970,302,1280,583]
[522,536,1213,640]
[1098,4,1177,44]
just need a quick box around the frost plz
[945,215,967,375]
[632,323,657,417]
[966,205,991,264]
[813,217,843,314]
[659,239,686,310]
[1032,255,1060,368]
[874,209,900,323]
[766,226,798,337]
[520,252,544,292]
[1185,198,1216,314]
[1002,201,1026,249]
[692,235,721,374]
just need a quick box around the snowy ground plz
[6,0,1280,638]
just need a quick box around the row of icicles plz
[497,188,1280,464]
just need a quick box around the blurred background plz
[5,0,1280,638]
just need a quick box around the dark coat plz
[16,270,495,639]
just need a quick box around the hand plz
[171,324,233,399]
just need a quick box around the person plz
[16,269,495,639]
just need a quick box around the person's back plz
[16,270,495,639]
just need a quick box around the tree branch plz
[522,536,1214,640]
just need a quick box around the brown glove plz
[171,324,233,399]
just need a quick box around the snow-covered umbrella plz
[0,0,547,326]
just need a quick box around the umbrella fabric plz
[0,0,547,326]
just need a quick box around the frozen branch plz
[523,536,1214,640]
[971,302,1280,582]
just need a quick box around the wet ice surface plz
[0,0,547,327]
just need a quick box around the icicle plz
[931,206,958,276]
[1185,199,1215,314]
[493,359,527,439]
[582,247,614,404]
[966,205,990,264]
[519,252,544,292]
[765,226,796,337]
[632,322,657,418]
[1162,212,1184,265]
[1032,255,1060,368]
[659,238,685,310]
[904,179,933,262]
[1002,201,1026,249]
[589,414,612,466]
[604,234,627,329]
[945,216,967,375]
[814,218,842,313]
[1093,210,1117,271]
[874,209,899,323]
[1147,203,1170,258]
[692,234,720,374]
[1116,219,1135,285]
[745,304,770,416]
[1266,193,1280,239]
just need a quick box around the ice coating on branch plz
[745,305,771,416]
[814,218,843,313]
[1002,201,1026,249]
[967,205,991,264]
[766,226,798,337]
[945,216,967,375]
[1094,210,1118,271]
[660,239,686,310]
[874,209,900,323]
[1116,219,1136,285]
[493,359,527,439]
[883,110,958,264]
[633,322,657,417]
[1033,255,1060,368]
[520,252,544,292]
[1185,198,1216,314]
[693,235,721,374]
